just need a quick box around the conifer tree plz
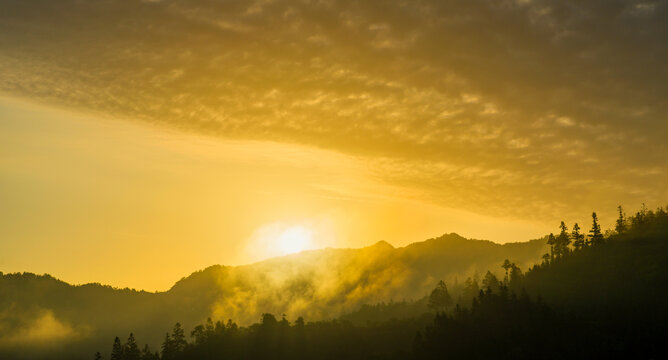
[482,271,500,293]
[508,263,523,290]
[161,333,174,360]
[571,223,585,250]
[556,221,571,257]
[125,333,140,360]
[94,352,102,360]
[171,323,187,353]
[111,337,123,360]
[428,280,453,312]
[615,205,627,233]
[588,212,604,246]
[546,234,556,259]
[502,259,512,282]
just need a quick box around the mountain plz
[170,234,547,322]
[0,233,547,359]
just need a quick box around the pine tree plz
[190,324,206,345]
[161,333,174,360]
[556,222,571,257]
[508,263,523,290]
[589,212,604,246]
[482,271,500,293]
[502,259,512,283]
[94,352,102,360]
[171,323,187,353]
[546,234,556,259]
[111,337,124,360]
[615,205,627,233]
[125,333,140,360]
[428,280,453,312]
[571,223,585,250]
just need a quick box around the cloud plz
[0,307,82,348]
[1,0,666,222]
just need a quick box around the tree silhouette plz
[160,333,174,360]
[125,333,140,360]
[94,352,102,360]
[615,205,627,234]
[547,234,556,259]
[428,280,453,312]
[481,271,501,293]
[508,263,523,290]
[171,323,187,353]
[571,223,585,250]
[556,221,571,257]
[589,212,604,246]
[502,259,512,282]
[111,337,123,360]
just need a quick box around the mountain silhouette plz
[0,233,547,356]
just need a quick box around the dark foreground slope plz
[0,233,546,359]
[417,210,668,359]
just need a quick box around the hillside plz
[81,207,668,360]
[0,233,546,358]
[416,207,668,359]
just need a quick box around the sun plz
[276,226,312,255]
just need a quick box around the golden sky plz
[1,0,667,291]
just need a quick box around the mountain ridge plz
[1,232,541,293]
[0,232,548,357]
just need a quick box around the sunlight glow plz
[276,226,312,255]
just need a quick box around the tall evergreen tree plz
[546,234,556,259]
[171,323,187,353]
[588,212,604,246]
[111,337,124,360]
[508,263,523,290]
[160,333,174,360]
[428,280,453,312]
[482,271,501,293]
[571,223,585,250]
[615,205,627,233]
[556,221,571,257]
[125,333,140,360]
[502,259,512,283]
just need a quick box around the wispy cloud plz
[1,0,666,222]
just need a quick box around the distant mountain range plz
[0,233,547,357]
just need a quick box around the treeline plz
[99,314,432,360]
[99,204,667,359]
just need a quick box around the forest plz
[92,204,668,359]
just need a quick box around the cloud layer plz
[1,0,666,221]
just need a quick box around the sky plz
[1,0,667,291]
